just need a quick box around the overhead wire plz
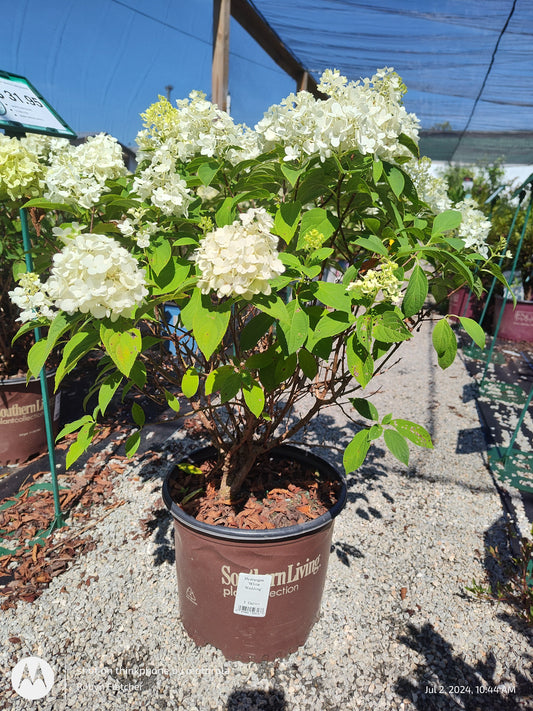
[451,0,519,162]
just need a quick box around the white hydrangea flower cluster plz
[44,134,128,209]
[406,157,452,213]
[346,260,402,303]
[255,67,419,163]
[8,272,55,323]
[194,208,285,299]
[44,232,148,320]
[12,233,147,323]
[0,134,44,201]
[455,198,491,258]
[136,92,259,165]
[132,93,259,218]
[132,144,193,217]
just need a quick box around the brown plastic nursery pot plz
[493,294,533,342]
[162,444,347,662]
[448,287,483,320]
[0,371,60,466]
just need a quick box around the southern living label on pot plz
[223,553,323,616]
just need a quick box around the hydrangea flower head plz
[194,208,285,299]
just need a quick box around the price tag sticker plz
[233,573,272,617]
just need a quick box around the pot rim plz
[162,443,347,542]
[0,369,57,386]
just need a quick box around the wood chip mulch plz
[172,455,342,530]
[0,438,129,610]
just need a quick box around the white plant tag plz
[233,573,272,617]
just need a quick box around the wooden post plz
[212,0,230,111]
[297,71,309,92]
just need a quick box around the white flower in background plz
[52,222,86,242]
[45,233,148,320]
[44,134,127,209]
[455,198,491,257]
[194,208,285,299]
[8,272,55,323]
[347,260,402,303]
[117,207,160,248]
[405,156,452,214]
[0,134,44,201]
[255,67,419,164]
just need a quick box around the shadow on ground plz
[226,687,287,710]
[394,621,533,710]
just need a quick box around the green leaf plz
[278,299,309,355]
[66,422,95,469]
[191,297,231,360]
[298,349,318,380]
[372,311,412,343]
[27,312,73,377]
[384,429,410,465]
[307,311,352,350]
[181,368,200,398]
[205,366,242,403]
[274,201,301,244]
[346,335,373,388]
[164,389,181,413]
[458,316,486,349]
[313,281,352,312]
[386,167,405,198]
[98,371,123,415]
[215,197,235,227]
[149,257,191,296]
[101,327,142,377]
[274,352,297,385]
[354,235,389,257]
[297,208,338,250]
[148,238,172,276]
[131,402,145,427]
[343,429,371,473]
[432,318,457,369]
[402,265,428,318]
[56,414,93,442]
[55,330,100,388]
[243,380,265,417]
[22,197,78,213]
[351,397,379,421]
[391,419,433,449]
[240,312,274,351]
[125,430,141,458]
[432,209,462,237]
[254,293,289,322]
[372,160,383,182]
[197,160,220,186]
[398,132,419,158]
[281,163,304,187]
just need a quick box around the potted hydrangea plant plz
[10,68,505,659]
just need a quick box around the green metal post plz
[19,207,65,530]
[480,188,533,387]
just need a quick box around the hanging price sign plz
[0,70,75,138]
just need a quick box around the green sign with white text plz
[0,70,76,138]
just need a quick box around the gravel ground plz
[1,319,532,711]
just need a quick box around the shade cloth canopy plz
[2,0,532,163]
